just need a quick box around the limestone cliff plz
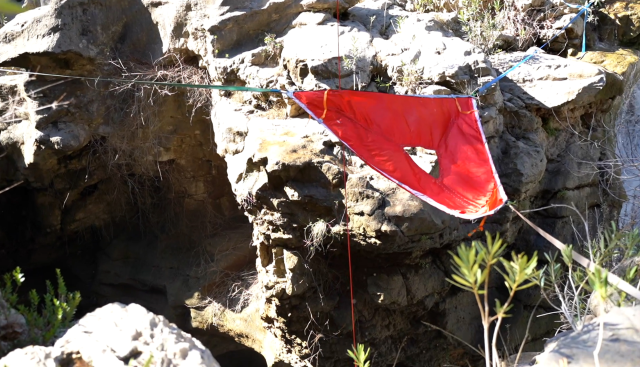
[0,0,638,366]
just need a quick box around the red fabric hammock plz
[289,90,507,219]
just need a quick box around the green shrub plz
[1,267,81,355]
[347,343,371,367]
[458,0,503,54]
[415,0,436,13]
[263,33,283,59]
[541,223,640,331]
[448,232,541,367]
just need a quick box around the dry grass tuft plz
[0,71,69,126]
[304,219,334,259]
[198,270,260,326]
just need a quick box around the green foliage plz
[541,223,640,331]
[593,223,640,267]
[342,36,365,90]
[0,0,24,14]
[543,118,558,137]
[1,267,81,355]
[347,343,371,367]
[391,16,407,34]
[368,15,376,32]
[395,60,425,94]
[588,266,609,301]
[448,232,541,367]
[262,33,283,59]
[458,0,504,53]
[415,0,436,13]
[374,76,391,92]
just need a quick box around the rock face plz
[617,74,640,229]
[604,1,640,45]
[489,49,616,109]
[0,303,219,367]
[0,291,27,354]
[0,0,637,366]
[535,306,640,367]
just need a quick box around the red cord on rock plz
[336,0,341,90]
[342,145,356,352]
[338,0,354,356]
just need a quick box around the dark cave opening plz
[214,348,268,367]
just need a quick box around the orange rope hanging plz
[336,0,356,354]
[467,216,487,237]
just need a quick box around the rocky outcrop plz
[535,306,640,367]
[0,292,27,354]
[0,303,219,367]
[0,0,638,366]
[603,1,640,46]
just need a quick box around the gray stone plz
[0,0,164,63]
[367,270,408,307]
[489,50,614,108]
[301,0,349,11]
[292,12,331,27]
[402,264,447,304]
[553,13,585,39]
[0,346,57,367]
[514,0,545,11]
[0,291,27,352]
[495,132,546,198]
[536,306,640,367]
[422,84,453,95]
[0,303,219,367]
[0,0,634,366]
[281,21,375,90]
[384,188,451,236]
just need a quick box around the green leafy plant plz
[262,33,283,59]
[390,16,407,34]
[1,267,81,354]
[0,13,8,28]
[368,15,376,32]
[374,76,391,93]
[393,60,425,95]
[541,222,640,331]
[347,343,371,367]
[342,36,366,90]
[448,232,541,367]
[415,0,436,13]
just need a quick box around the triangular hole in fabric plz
[404,147,439,178]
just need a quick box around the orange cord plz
[467,216,487,237]
[342,145,357,352]
[321,90,329,119]
[455,98,478,115]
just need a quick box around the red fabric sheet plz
[292,90,506,219]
